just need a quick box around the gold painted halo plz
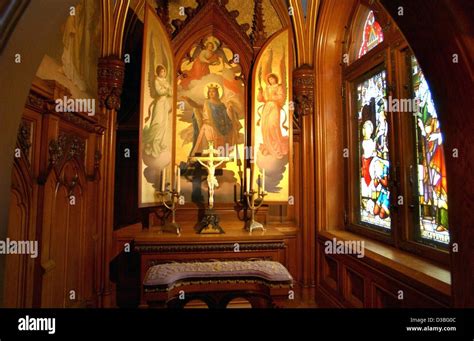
[203,36,220,51]
[204,83,223,99]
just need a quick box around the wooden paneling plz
[4,78,104,307]
[318,248,339,296]
[40,161,89,307]
[5,189,30,307]
[316,235,449,308]
[343,266,365,308]
[372,284,401,308]
[4,115,39,307]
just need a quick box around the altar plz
[110,2,299,308]
[112,221,299,307]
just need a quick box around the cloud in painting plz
[256,150,288,193]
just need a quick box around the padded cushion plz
[143,260,293,287]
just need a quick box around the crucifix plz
[188,141,231,233]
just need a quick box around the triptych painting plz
[139,5,291,207]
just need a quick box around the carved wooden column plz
[97,0,129,307]
[97,57,125,307]
[293,65,315,289]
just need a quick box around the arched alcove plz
[314,0,474,307]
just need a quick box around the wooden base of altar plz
[112,220,299,308]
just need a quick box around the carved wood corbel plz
[98,57,126,112]
[292,64,315,134]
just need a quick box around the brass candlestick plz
[244,189,267,233]
[158,189,181,235]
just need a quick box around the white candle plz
[234,144,238,162]
[262,169,265,193]
[246,167,251,193]
[174,165,177,191]
[161,168,166,192]
[177,166,181,192]
[257,174,261,195]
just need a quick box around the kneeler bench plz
[142,260,293,308]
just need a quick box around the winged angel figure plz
[142,33,172,161]
[256,47,289,159]
[180,37,232,89]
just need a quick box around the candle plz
[161,168,166,192]
[177,165,181,192]
[246,167,251,193]
[257,174,261,196]
[262,169,265,193]
[174,165,177,191]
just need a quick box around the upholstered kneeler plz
[142,260,293,308]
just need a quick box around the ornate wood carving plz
[94,149,102,175]
[48,133,86,168]
[27,80,101,133]
[98,57,126,111]
[250,0,267,47]
[61,112,98,133]
[293,64,315,133]
[155,0,172,34]
[171,0,252,39]
[48,139,63,166]
[58,172,80,197]
[26,93,45,111]
[17,119,32,162]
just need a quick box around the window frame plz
[342,2,450,266]
[343,56,396,246]
[396,46,450,264]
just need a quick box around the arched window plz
[343,2,449,263]
[358,10,384,58]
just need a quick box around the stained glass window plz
[411,56,449,245]
[358,10,384,59]
[356,70,391,230]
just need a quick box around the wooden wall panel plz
[4,189,28,307]
[318,247,340,297]
[343,266,365,308]
[4,115,38,307]
[316,237,448,308]
[372,284,402,308]
[5,78,104,307]
[40,157,90,307]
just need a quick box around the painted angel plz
[180,38,231,89]
[142,34,172,159]
[257,47,289,159]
